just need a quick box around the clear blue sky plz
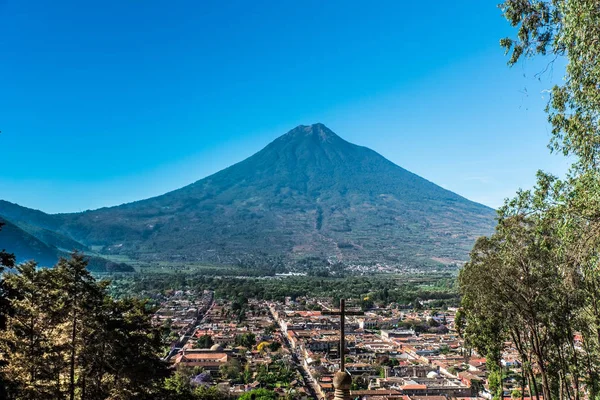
[0,0,569,213]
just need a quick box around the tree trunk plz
[527,367,539,400]
[69,312,77,400]
[29,315,35,385]
[531,326,552,400]
[521,367,525,400]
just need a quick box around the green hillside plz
[0,216,133,272]
[0,217,61,267]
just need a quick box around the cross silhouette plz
[322,299,364,372]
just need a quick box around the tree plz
[439,345,450,355]
[235,333,256,348]
[459,3,600,399]
[54,253,104,400]
[0,222,16,398]
[192,385,224,400]
[257,341,270,354]
[268,341,281,352]
[500,0,600,171]
[351,375,369,390]
[191,372,211,387]
[0,262,65,399]
[264,323,277,335]
[0,253,169,399]
[219,359,242,382]
[164,368,227,400]
[195,335,214,349]
[238,388,277,400]
[488,369,503,400]
[86,296,169,399]
[459,214,578,400]
[164,368,195,399]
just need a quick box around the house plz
[172,349,229,376]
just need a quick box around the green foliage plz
[192,385,223,400]
[458,213,577,400]
[0,253,168,399]
[268,341,281,352]
[253,360,298,389]
[488,369,503,400]
[219,359,242,382]
[0,223,15,399]
[500,0,600,171]
[194,334,214,349]
[264,323,277,335]
[351,375,369,390]
[459,3,600,400]
[164,367,226,400]
[235,333,256,349]
[164,368,195,397]
[238,388,277,400]
[108,272,460,308]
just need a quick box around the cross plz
[322,299,364,372]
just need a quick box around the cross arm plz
[321,311,364,316]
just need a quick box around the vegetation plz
[0,216,133,272]
[459,1,600,400]
[163,367,226,400]
[0,250,167,399]
[107,271,460,308]
[238,388,278,400]
[234,333,257,349]
[0,222,282,399]
[194,335,214,349]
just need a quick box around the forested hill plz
[0,216,61,267]
[0,124,496,267]
[0,217,134,272]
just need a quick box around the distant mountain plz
[0,124,496,267]
[14,222,89,252]
[0,216,62,267]
[0,216,133,272]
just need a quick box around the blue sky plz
[0,0,569,213]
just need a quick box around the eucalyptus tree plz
[500,0,600,170]
[460,2,600,399]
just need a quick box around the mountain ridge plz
[0,215,134,272]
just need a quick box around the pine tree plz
[0,262,66,399]
[0,252,170,399]
[0,222,16,398]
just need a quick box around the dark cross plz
[322,299,364,372]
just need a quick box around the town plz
[154,290,526,400]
